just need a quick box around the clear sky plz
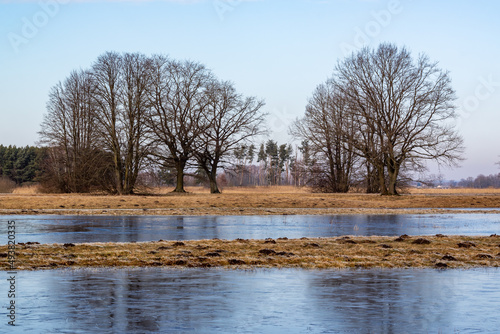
[1,0,499,180]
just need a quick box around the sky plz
[0,0,499,180]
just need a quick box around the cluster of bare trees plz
[292,44,464,195]
[38,45,465,195]
[39,52,265,194]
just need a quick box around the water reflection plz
[1,214,499,244]
[308,270,456,332]
[2,268,500,333]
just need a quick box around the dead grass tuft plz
[12,184,41,194]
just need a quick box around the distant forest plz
[451,174,500,189]
[0,145,45,185]
[0,144,499,191]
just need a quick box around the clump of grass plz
[2,235,499,271]
[12,184,40,194]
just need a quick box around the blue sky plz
[0,0,499,180]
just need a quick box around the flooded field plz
[2,214,499,332]
[1,268,499,333]
[1,213,500,244]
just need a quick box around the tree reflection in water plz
[10,268,500,333]
[2,213,499,244]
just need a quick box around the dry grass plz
[11,184,40,194]
[1,186,500,216]
[148,185,311,195]
[150,186,212,194]
[216,185,311,194]
[3,235,500,270]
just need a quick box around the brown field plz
[3,235,500,270]
[2,186,500,270]
[1,186,500,216]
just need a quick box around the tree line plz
[453,174,500,189]
[144,139,307,188]
[23,44,468,195]
[227,140,301,187]
[39,52,265,194]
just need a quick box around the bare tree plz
[335,43,464,195]
[92,51,151,194]
[92,52,124,193]
[291,80,357,192]
[148,57,213,193]
[39,70,113,192]
[195,80,265,193]
[120,52,153,193]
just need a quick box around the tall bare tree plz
[39,70,113,192]
[92,51,151,194]
[291,80,357,192]
[120,52,153,193]
[148,57,213,192]
[195,80,265,193]
[92,52,124,193]
[335,43,464,195]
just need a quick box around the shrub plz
[0,176,16,193]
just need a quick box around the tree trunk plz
[209,174,220,194]
[366,164,379,193]
[377,166,388,195]
[239,164,244,186]
[173,160,186,193]
[209,161,221,194]
[114,157,124,195]
[387,162,399,196]
[199,160,221,194]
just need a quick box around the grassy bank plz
[1,186,500,216]
[3,235,500,270]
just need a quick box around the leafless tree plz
[39,70,113,192]
[195,80,266,193]
[40,52,269,194]
[92,52,151,194]
[335,43,464,195]
[147,57,213,192]
[120,52,153,193]
[291,80,357,192]
[92,52,124,193]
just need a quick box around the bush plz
[0,176,16,193]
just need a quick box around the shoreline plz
[2,207,500,216]
[2,192,500,216]
[3,235,499,271]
